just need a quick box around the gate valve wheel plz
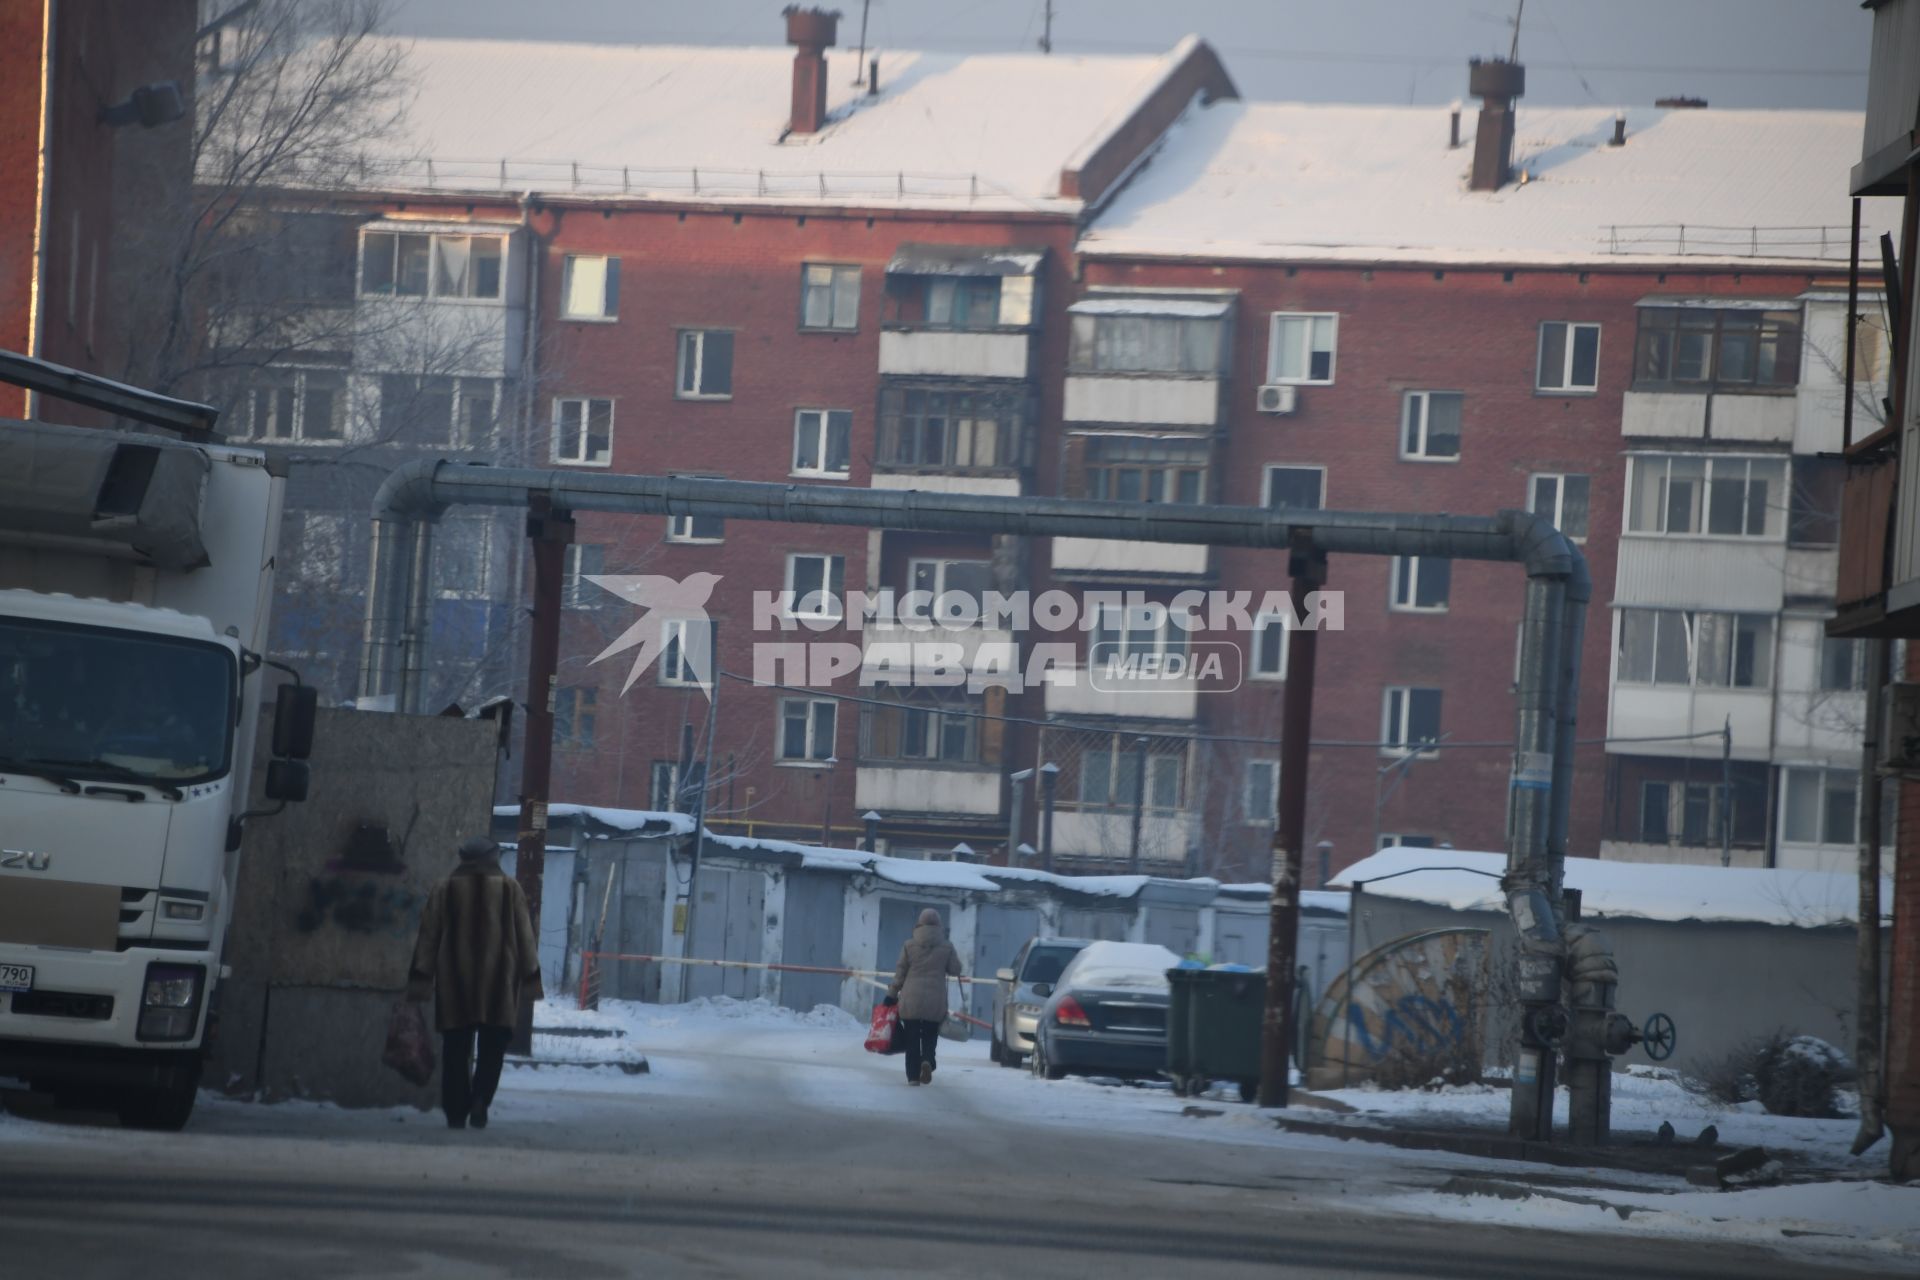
[1638,1012,1677,1062]
[1526,1006,1571,1048]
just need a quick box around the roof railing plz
[1603,223,1850,260]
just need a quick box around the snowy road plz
[1,998,1911,1278]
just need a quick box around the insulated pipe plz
[357,516,411,704]
[1547,552,1593,908]
[398,520,436,714]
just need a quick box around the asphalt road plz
[0,1029,1889,1279]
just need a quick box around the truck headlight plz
[138,963,205,1042]
[161,900,205,922]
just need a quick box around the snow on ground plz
[1380,1179,1920,1263]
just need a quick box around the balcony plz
[1043,664,1199,720]
[1051,537,1209,580]
[855,765,1002,817]
[1047,810,1195,867]
[879,329,1031,380]
[1609,684,1773,755]
[354,294,524,377]
[1620,390,1795,443]
[859,621,1017,675]
[1613,537,1785,612]
[874,383,1029,481]
[1063,375,1221,427]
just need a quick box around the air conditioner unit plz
[1256,383,1298,415]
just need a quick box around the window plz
[247,370,345,442]
[1529,473,1590,540]
[878,385,1026,471]
[1783,768,1859,846]
[649,760,681,812]
[1069,311,1225,375]
[555,687,597,749]
[1267,312,1338,384]
[1625,454,1786,539]
[434,520,493,597]
[1790,456,1846,547]
[1076,740,1184,810]
[360,230,504,300]
[785,553,845,619]
[906,559,994,622]
[925,275,1033,329]
[1401,391,1462,460]
[859,694,981,765]
[1378,834,1437,850]
[287,513,347,587]
[1639,780,1735,845]
[1263,465,1325,511]
[1381,687,1442,754]
[792,263,859,329]
[1389,556,1452,611]
[552,397,614,466]
[666,510,724,543]
[1244,759,1279,824]
[455,382,495,449]
[561,254,620,320]
[778,698,838,762]
[1082,436,1208,503]
[1616,610,1773,688]
[1089,602,1191,668]
[564,544,605,606]
[1820,635,1866,692]
[1537,322,1601,392]
[676,330,734,398]
[1251,612,1290,680]
[1633,306,1801,390]
[792,409,853,478]
[659,618,710,687]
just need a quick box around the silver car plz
[989,937,1091,1068]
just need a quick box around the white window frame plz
[658,618,707,687]
[1243,759,1279,825]
[1089,602,1191,668]
[791,408,853,479]
[247,368,348,444]
[564,543,605,606]
[1614,608,1774,690]
[560,254,619,321]
[555,686,597,749]
[666,511,725,544]
[1536,321,1602,393]
[1388,555,1451,613]
[1780,767,1859,847]
[432,518,494,599]
[785,553,846,620]
[1528,472,1591,542]
[1400,390,1463,462]
[359,229,506,301]
[777,697,839,763]
[1263,464,1327,511]
[800,263,861,331]
[1377,833,1438,850]
[1250,612,1290,681]
[1075,740,1185,812]
[1381,686,1443,757]
[1267,312,1338,385]
[905,558,995,623]
[1624,453,1788,540]
[649,760,682,812]
[551,396,614,467]
[676,329,735,400]
[288,513,348,587]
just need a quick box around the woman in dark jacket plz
[888,908,963,1085]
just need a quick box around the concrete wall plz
[1346,894,1873,1076]
[213,707,500,1107]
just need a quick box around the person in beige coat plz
[408,837,543,1129]
[887,908,963,1085]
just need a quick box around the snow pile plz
[1330,847,1888,928]
[494,803,694,837]
[569,995,864,1035]
[1065,941,1183,990]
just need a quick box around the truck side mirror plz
[996,968,1016,984]
[272,684,318,760]
[264,759,310,803]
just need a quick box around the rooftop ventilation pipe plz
[1610,110,1626,147]
[784,6,838,135]
[1468,57,1525,191]
[1449,100,1463,149]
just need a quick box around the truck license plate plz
[0,963,33,992]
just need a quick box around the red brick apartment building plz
[0,0,195,420]
[256,13,1880,882]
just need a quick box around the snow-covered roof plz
[356,36,1201,211]
[1085,101,1889,268]
[493,803,695,838]
[1329,847,1891,929]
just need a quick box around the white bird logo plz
[586,572,723,695]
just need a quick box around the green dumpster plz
[1164,968,1267,1102]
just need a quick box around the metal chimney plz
[1467,57,1525,191]
[784,6,839,135]
[1610,110,1626,146]
[1449,100,1462,149]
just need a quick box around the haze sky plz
[387,0,1868,112]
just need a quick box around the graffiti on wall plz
[1306,928,1491,1089]
[292,813,424,936]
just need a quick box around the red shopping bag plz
[864,1002,902,1055]
[381,998,437,1086]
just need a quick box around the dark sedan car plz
[1029,941,1181,1083]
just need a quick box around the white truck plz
[0,411,314,1129]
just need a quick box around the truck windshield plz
[0,618,236,787]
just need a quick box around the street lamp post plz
[1370,732,1453,853]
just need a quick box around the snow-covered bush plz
[1690,1031,1855,1118]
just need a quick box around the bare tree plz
[117,0,409,400]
